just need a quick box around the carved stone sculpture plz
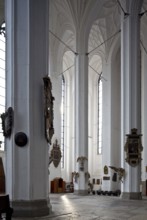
[49,139,61,168]
[72,171,79,183]
[109,166,125,183]
[43,76,55,144]
[77,156,88,171]
[1,107,13,138]
[85,171,90,179]
[88,181,93,193]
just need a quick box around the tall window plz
[97,76,102,154]
[0,23,6,151]
[61,75,65,168]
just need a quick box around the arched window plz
[0,23,5,151]
[97,75,102,154]
[61,75,65,168]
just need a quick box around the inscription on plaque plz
[103,176,110,180]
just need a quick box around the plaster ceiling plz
[49,0,147,78]
[1,0,147,79]
[49,0,121,77]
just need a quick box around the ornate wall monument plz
[125,128,143,167]
[1,107,13,138]
[43,76,55,144]
[49,139,61,168]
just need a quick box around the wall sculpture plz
[77,156,88,171]
[1,107,13,138]
[72,171,79,183]
[109,166,125,183]
[49,139,61,168]
[124,128,143,167]
[104,165,108,174]
[43,76,55,144]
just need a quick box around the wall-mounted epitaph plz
[124,128,143,167]
[43,76,55,144]
[1,107,13,138]
[103,176,110,180]
[109,166,125,183]
[104,165,108,174]
[49,139,61,168]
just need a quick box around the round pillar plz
[74,50,89,194]
[121,0,143,200]
[5,0,51,216]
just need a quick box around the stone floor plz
[12,193,147,220]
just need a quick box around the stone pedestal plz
[12,200,50,217]
[121,192,142,200]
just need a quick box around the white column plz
[74,52,89,194]
[110,49,121,191]
[121,0,143,199]
[5,0,51,216]
[102,51,121,192]
[141,40,147,194]
[101,62,111,191]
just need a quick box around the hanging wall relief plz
[49,139,61,168]
[124,128,143,167]
[43,76,55,144]
[104,165,108,174]
[109,166,125,183]
[1,107,13,138]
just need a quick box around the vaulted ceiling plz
[49,0,147,78]
[1,0,147,78]
[49,0,122,77]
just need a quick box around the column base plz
[74,189,88,195]
[141,181,146,196]
[11,199,52,217]
[121,192,142,200]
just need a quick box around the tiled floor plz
[12,193,147,220]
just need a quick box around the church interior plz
[1,0,147,219]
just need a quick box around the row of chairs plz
[90,189,121,196]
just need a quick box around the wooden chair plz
[0,195,13,220]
